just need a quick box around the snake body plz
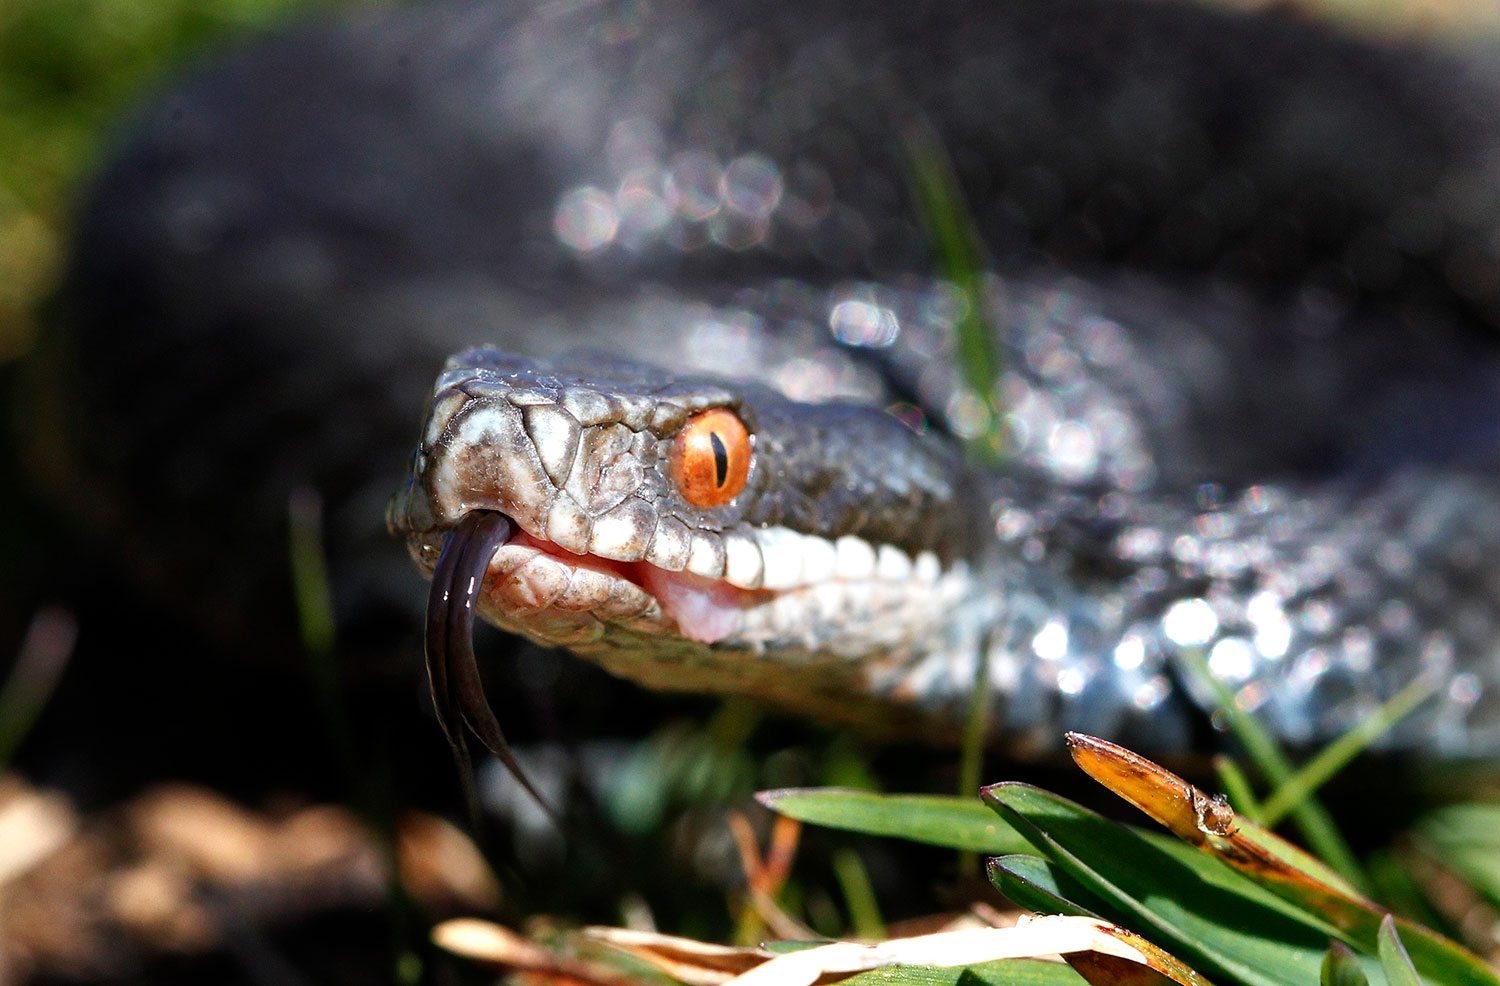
[393,280,1500,757]
[57,0,1500,757]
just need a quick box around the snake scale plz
[52,0,1500,764]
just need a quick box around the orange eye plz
[670,408,751,508]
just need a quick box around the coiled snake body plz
[59,0,1500,760]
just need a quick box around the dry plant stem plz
[729,812,816,941]
[1176,646,1366,889]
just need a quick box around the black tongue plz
[425,509,562,827]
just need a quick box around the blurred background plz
[2,0,1500,984]
[0,3,879,982]
[0,5,1013,983]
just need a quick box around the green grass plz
[0,0,330,358]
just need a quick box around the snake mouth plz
[424,508,774,813]
[486,527,773,645]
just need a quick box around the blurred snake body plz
[58,0,1500,763]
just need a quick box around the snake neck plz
[890,465,1500,756]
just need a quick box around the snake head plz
[390,347,984,730]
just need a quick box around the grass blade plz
[758,789,1031,855]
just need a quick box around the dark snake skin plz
[44,0,1500,756]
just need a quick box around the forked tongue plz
[425,509,561,828]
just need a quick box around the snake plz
[51,0,1500,781]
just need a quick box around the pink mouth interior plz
[508,531,769,643]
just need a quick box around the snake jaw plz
[484,527,773,644]
[420,505,771,817]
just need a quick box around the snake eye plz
[671,408,751,508]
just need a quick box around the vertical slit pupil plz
[710,432,729,487]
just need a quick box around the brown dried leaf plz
[587,927,774,985]
[396,812,502,909]
[716,916,1170,986]
[0,777,77,886]
[1065,733,1370,908]
[434,919,653,986]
